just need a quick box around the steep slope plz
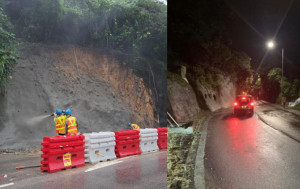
[191,77,236,112]
[0,43,156,150]
[167,68,236,122]
[167,73,201,122]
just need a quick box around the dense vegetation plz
[168,0,300,104]
[3,0,167,124]
[260,68,300,103]
[168,0,252,94]
[0,6,18,93]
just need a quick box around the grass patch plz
[292,103,300,111]
[167,112,211,189]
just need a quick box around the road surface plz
[204,101,300,189]
[0,150,166,189]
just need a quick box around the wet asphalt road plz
[204,102,300,189]
[0,150,166,189]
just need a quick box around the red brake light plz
[242,97,246,100]
[250,102,254,106]
[234,102,238,106]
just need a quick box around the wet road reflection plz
[205,109,300,189]
[116,158,141,184]
[5,150,167,189]
[226,117,257,154]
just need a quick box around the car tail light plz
[250,102,254,106]
[234,101,238,106]
[242,97,246,100]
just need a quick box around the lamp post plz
[267,40,285,107]
[281,48,284,98]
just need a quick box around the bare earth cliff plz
[0,43,156,150]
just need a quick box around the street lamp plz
[266,40,284,106]
[267,41,274,49]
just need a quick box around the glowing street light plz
[267,40,274,49]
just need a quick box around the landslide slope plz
[0,43,155,150]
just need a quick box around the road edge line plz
[0,183,14,188]
[84,160,123,173]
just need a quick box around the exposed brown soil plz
[0,43,156,151]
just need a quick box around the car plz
[233,95,254,116]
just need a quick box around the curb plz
[259,100,300,116]
[194,114,212,189]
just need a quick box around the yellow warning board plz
[63,152,72,167]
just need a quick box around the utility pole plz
[281,48,284,96]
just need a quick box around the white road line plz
[0,183,14,188]
[85,161,123,173]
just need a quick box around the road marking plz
[0,183,14,188]
[85,161,123,172]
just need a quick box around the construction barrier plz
[139,129,159,153]
[84,132,116,164]
[157,127,168,149]
[114,130,141,158]
[40,135,85,173]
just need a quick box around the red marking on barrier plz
[114,130,140,136]
[114,130,141,158]
[156,127,167,149]
[40,135,85,173]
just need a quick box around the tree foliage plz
[4,0,166,124]
[267,68,282,82]
[168,0,299,104]
[168,0,252,95]
[262,67,300,102]
[290,79,300,100]
[0,6,18,89]
[5,0,166,64]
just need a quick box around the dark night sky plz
[225,0,300,78]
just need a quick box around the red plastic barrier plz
[157,127,167,149]
[114,130,141,158]
[40,135,85,173]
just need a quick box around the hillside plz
[167,67,236,122]
[0,43,156,151]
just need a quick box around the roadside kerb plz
[167,112,211,189]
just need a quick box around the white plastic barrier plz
[139,128,159,153]
[84,132,116,164]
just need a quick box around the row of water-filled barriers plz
[40,128,167,173]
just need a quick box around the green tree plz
[11,0,62,42]
[281,79,292,98]
[0,6,18,91]
[290,79,300,100]
[4,0,166,123]
[267,68,282,82]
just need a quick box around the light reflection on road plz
[224,117,258,169]
[116,157,141,184]
[205,109,300,189]
[4,151,167,189]
[227,117,257,153]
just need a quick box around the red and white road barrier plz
[40,127,167,173]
